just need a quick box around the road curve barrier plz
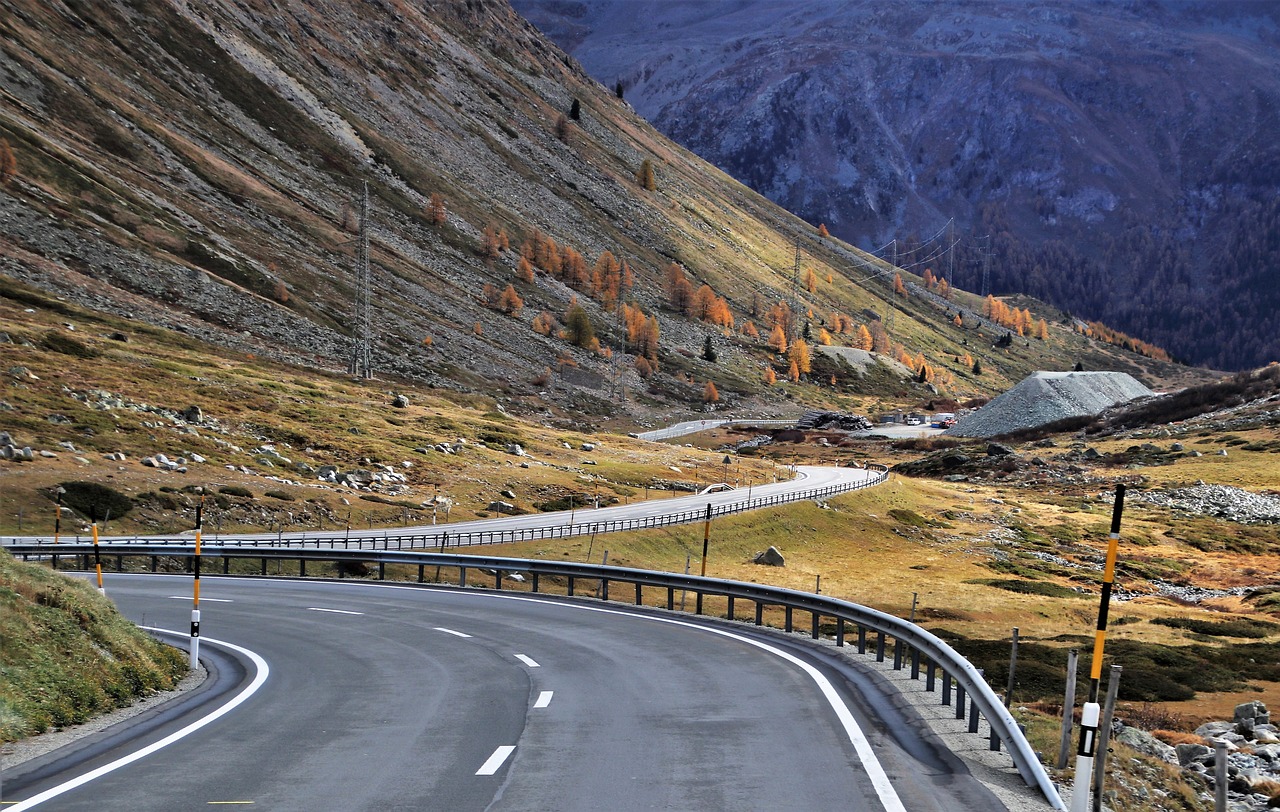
[5,538,1064,810]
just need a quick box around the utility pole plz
[888,239,897,336]
[981,235,991,298]
[789,237,801,343]
[947,220,955,284]
[349,181,373,379]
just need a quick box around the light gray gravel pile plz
[946,371,1153,438]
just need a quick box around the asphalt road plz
[3,464,883,547]
[4,576,1008,811]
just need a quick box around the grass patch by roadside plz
[0,552,187,742]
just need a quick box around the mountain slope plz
[512,0,1280,371]
[0,0,1208,430]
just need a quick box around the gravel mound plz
[946,371,1152,437]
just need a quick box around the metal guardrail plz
[3,542,1063,809]
[2,467,889,551]
[634,417,798,441]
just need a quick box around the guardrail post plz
[223,556,229,574]
[150,555,158,572]
[858,626,866,654]
[533,572,540,593]
[418,564,424,583]
[600,579,608,601]
[260,557,266,576]
[568,576,575,596]
[926,660,936,691]
[115,554,123,572]
[836,617,845,647]
[811,612,819,639]
[969,696,981,734]
[727,596,735,620]
[943,672,952,705]
[378,562,385,580]
[784,606,793,632]
[754,602,763,626]
[893,639,903,670]
[634,582,641,605]
[876,632,886,662]
[495,571,502,590]
[667,586,674,610]
[955,682,967,719]
[300,558,306,577]
[911,648,920,679]
[459,567,467,587]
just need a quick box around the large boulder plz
[1114,726,1178,764]
[752,546,785,567]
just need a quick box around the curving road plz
[3,575,1008,811]
[2,465,882,548]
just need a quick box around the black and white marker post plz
[189,488,204,670]
[1070,484,1126,812]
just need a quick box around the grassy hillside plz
[0,0,1210,430]
[0,551,186,742]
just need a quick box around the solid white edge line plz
[434,627,473,638]
[533,691,553,709]
[6,630,270,812]
[306,607,363,615]
[513,654,540,668]
[475,745,516,776]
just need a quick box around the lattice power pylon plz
[349,181,373,379]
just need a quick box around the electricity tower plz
[349,181,373,379]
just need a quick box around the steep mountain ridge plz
[513,0,1280,370]
[0,0,1207,429]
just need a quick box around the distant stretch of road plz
[2,576,1009,811]
[2,465,882,547]
[634,416,796,441]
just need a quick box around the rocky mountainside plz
[0,0,1208,429]
[512,0,1280,371]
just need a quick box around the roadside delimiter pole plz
[1070,484,1125,812]
[699,503,712,576]
[190,489,205,669]
[91,508,105,596]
